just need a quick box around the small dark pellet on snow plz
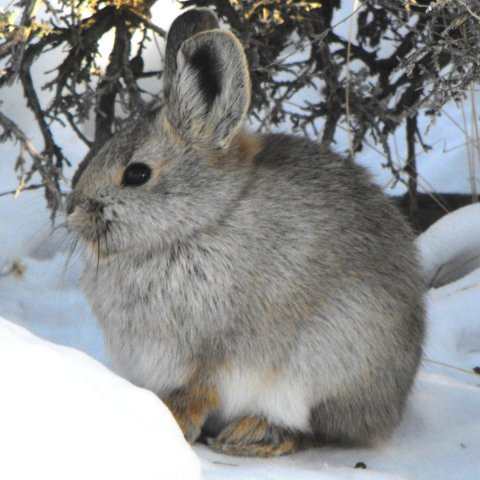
[473,366,480,375]
[355,462,367,469]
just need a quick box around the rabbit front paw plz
[207,416,301,457]
[163,385,219,444]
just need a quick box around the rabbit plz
[66,8,425,457]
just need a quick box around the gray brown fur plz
[67,9,425,456]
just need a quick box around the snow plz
[417,203,480,287]
[1,2,480,479]
[0,318,201,480]
[0,254,107,363]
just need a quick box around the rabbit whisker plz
[50,221,68,235]
[61,235,80,280]
[104,221,112,259]
[94,216,102,278]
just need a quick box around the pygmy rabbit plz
[67,8,425,457]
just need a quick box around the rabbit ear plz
[163,8,219,100]
[166,30,251,150]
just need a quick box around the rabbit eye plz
[122,163,151,187]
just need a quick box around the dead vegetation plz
[1,0,479,222]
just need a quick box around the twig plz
[0,110,48,171]
[425,357,480,377]
[63,109,93,148]
[405,114,418,225]
[93,18,131,150]
[8,0,41,83]
[0,110,55,200]
[123,8,166,37]
[0,183,45,197]
[455,0,480,22]
[345,0,361,157]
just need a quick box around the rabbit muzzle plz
[66,194,110,247]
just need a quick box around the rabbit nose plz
[82,198,104,214]
[66,194,103,216]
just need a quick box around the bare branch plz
[8,0,41,83]
[0,110,57,202]
[0,183,45,198]
[123,8,167,37]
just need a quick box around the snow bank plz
[0,318,201,480]
[417,203,480,287]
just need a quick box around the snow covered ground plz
[1,2,480,479]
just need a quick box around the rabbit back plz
[208,132,424,442]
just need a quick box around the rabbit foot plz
[207,416,301,457]
[164,385,219,444]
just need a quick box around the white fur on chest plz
[216,366,312,432]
